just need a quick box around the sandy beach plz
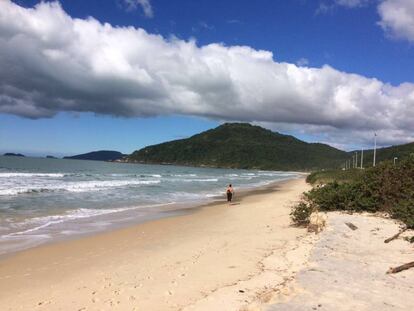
[0,177,314,311]
[1,177,412,311]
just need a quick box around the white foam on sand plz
[1,202,175,239]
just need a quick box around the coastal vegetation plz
[291,156,414,233]
[306,169,364,185]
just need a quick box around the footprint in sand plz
[105,299,120,307]
[165,290,174,296]
[103,282,112,289]
[37,300,52,307]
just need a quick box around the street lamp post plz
[361,148,364,169]
[373,133,377,167]
[355,152,358,169]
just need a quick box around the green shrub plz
[303,157,414,229]
[290,201,313,226]
[391,201,414,229]
[306,169,363,185]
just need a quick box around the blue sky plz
[1,0,414,156]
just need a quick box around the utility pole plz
[373,133,377,167]
[355,152,358,169]
[361,149,364,169]
[352,155,354,169]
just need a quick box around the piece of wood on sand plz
[345,222,358,230]
[384,228,407,243]
[387,262,414,274]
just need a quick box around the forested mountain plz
[128,123,349,171]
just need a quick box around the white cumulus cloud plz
[378,0,414,42]
[0,0,413,146]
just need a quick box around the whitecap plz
[0,179,161,196]
[0,172,65,178]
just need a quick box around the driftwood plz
[345,222,358,231]
[387,261,414,274]
[384,228,407,243]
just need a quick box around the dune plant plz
[292,157,414,233]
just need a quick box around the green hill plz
[128,123,349,171]
[350,142,414,168]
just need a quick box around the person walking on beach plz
[226,184,234,203]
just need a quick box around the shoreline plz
[0,176,302,259]
[0,177,313,310]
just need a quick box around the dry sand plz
[266,212,414,311]
[0,178,315,311]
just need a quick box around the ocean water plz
[0,156,299,255]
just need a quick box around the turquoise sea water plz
[0,156,299,255]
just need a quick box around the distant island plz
[64,150,126,162]
[3,153,25,157]
[46,155,57,159]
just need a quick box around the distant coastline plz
[3,153,25,157]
